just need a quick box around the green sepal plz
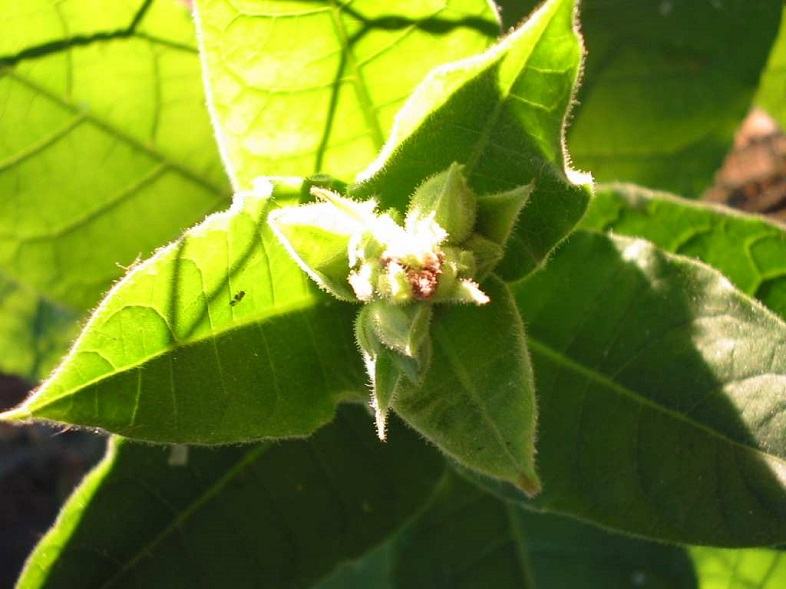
[476,183,534,247]
[462,234,504,281]
[268,202,360,301]
[368,301,432,358]
[406,163,477,244]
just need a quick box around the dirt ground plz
[1,109,785,586]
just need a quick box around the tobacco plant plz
[1,0,786,586]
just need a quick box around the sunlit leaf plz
[194,0,500,186]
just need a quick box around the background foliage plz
[2,0,786,587]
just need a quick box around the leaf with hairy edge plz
[509,231,786,545]
[351,0,591,281]
[1,179,364,443]
[690,546,786,589]
[394,275,540,494]
[16,406,445,589]
[320,472,695,589]
[0,0,232,383]
[582,183,786,319]
[194,0,500,187]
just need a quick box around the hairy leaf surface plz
[195,0,499,186]
[394,276,539,493]
[513,231,786,545]
[2,179,363,442]
[16,406,444,589]
[352,0,590,280]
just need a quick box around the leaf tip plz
[0,405,33,424]
[517,472,542,498]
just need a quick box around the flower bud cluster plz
[268,163,530,440]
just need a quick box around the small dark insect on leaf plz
[230,290,246,306]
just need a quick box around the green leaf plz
[1,179,365,443]
[351,0,591,280]
[0,271,78,381]
[757,5,786,130]
[570,0,781,196]
[16,405,445,589]
[582,183,786,320]
[690,546,786,589]
[513,231,786,545]
[394,275,540,495]
[0,0,231,313]
[320,472,696,589]
[194,0,500,187]
[499,0,782,196]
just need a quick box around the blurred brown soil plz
[704,108,786,218]
[0,376,104,586]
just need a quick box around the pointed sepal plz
[406,163,477,244]
[475,183,534,247]
[367,301,432,358]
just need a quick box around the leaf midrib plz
[465,1,556,174]
[24,295,330,417]
[100,442,271,588]
[526,337,786,468]
[327,0,385,150]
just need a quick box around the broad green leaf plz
[0,0,232,383]
[320,472,696,589]
[194,0,500,187]
[0,1,143,56]
[0,271,78,381]
[0,0,230,315]
[394,275,540,494]
[582,183,786,319]
[498,0,782,196]
[16,405,445,589]
[570,0,781,196]
[1,179,364,443]
[513,231,786,545]
[690,546,786,589]
[757,6,786,129]
[351,0,590,281]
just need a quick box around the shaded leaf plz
[498,0,781,196]
[394,276,539,494]
[513,231,786,545]
[16,405,445,589]
[351,0,590,280]
[320,472,696,589]
[757,6,786,130]
[2,179,364,443]
[569,0,781,196]
[582,183,786,320]
[194,0,500,187]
